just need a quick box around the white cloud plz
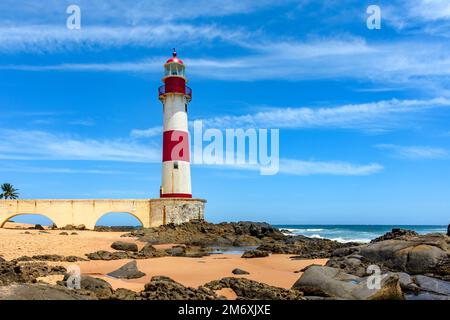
[198,159,383,176]
[0,129,160,163]
[5,36,450,94]
[0,24,246,53]
[279,159,383,176]
[130,126,162,138]
[195,98,450,131]
[0,165,130,175]
[375,144,449,160]
[0,0,294,24]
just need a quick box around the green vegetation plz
[0,183,19,199]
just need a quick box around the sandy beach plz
[0,223,327,296]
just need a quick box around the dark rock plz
[371,228,419,243]
[96,226,142,232]
[232,268,250,275]
[59,232,69,236]
[166,245,186,256]
[33,224,45,230]
[111,288,138,300]
[241,250,269,258]
[141,276,218,300]
[39,231,50,234]
[23,231,31,234]
[360,235,449,275]
[414,275,450,296]
[71,232,78,235]
[0,257,5,263]
[75,224,86,230]
[29,254,87,262]
[205,277,304,300]
[124,221,286,247]
[405,292,450,300]
[0,261,66,286]
[111,241,138,252]
[292,265,403,300]
[79,276,113,299]
[447,224,450,237]
[138,244,167,258]
[86,250,113,260]
[260,237,360,259]
[232,235,261,247]
[0,283,92,300]
[107,260,145,279]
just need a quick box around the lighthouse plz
[158,49,192,198]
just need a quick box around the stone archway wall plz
[0,199,206,230]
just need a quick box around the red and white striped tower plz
[158,49,192,198]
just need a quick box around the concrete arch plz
[1,199,206,230]
[0,213,57,228]
[94,211,144,227]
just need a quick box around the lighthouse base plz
[153,198,206,225]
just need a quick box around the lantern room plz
[159,49,192,101]
[163,49,186,79]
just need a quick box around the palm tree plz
[0,183,19,199]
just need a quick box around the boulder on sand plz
[205,277,304,300]
[107,260,145,279]
[292,265,403,300]
[232,268,250,275]
[111,241,138,252]
[241,250,269,258]
[0,283,91,300]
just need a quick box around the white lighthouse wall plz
[163,94,188,132]
[162,161,192,195]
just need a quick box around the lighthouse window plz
[174,161,179,169]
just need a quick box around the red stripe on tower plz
[162,130,190,162]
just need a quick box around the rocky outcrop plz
[241,250,269,258]
[327,231,450,280]
[232,268,250,275]
[107,260,145,279]
[87,244,209,260]
[60,224,86,231]
[141,276,218,300]
[447,224,450,237]
[0,260,66,286]
[14,255,87,263]
[125,220,284,247]
[0,283,92,300]
[111,241,138,252]
[57,275,114,299]
[292,265,403,300]
[205,277,304,300]
[371,228,419,243]
[258,236,360,259]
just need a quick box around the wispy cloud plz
[375,144,449,160]
[0,0,293,24]
[0,128,383,177]
[0,24,246,53]
[0,129,160,162]
[279,159,383,176]
[0,165,130,175]
[194,98,450,131]
[130,126,162,138]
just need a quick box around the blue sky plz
[1,0,450,225]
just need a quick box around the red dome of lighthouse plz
[166,48,184,65]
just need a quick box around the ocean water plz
[274,225,448,243]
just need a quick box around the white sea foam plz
[330,237,371,244]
